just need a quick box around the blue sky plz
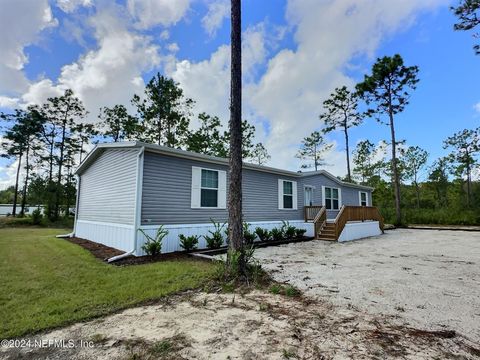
[0,0,479,187]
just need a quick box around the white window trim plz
[359,191,369,206]
[322,186,342,210]
[191,166,227,209]
[278,179,298,210]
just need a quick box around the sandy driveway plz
[255,228,480,344]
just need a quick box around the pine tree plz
[356,54,419,225]
[296,131,333,171]
[320,86,363,182]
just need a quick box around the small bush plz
[204,219,226,249]
[179,234,199,252]
[139,225,168,256]
[243,222,257,245]
[281,220,297,239]
[30,208,43,225]
[270,227,283,241]
[255,227,271,242]
[295,228,307,238]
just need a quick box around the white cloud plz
[246,0,447,174]
[168,23,272,131]
[21,3,161,121]
[56,0,93,13]
[0,96,20,108]
[0,0,57,96]
[202,0,229,37]
[127,0,190,29]
[474,102,480,114]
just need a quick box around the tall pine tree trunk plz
[228,0,244,273]
[344,125,351,182]
[12,153,23,217]
[20,143,30,216]
[55,122,67,218]
[389,110,402,225]
[466,163,471,207]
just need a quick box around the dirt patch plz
[1,290,478,360]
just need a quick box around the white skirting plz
[75,220,135,253]
[338,221,382,242]
[136,220,314,256]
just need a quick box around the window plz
[359,191,368,206]
[324,186,340,210]
[201,169,218,207]
[278,179,297,210]
[191,167,226,209]
[283,181,293,209]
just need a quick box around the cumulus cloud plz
[127,0,190,29]
[202,0,229,37]
[56,0,93,13]
[21,3,162,120]
[168,22,274,132]
[247,0,447,174]
[474,102,480,114]
[0,0,57,96]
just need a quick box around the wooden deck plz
[304,205,384,241]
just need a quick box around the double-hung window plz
[324,187,340,210]
[283,181,293,209]
[278,179,297,210]
[200,169,218,207]
[359,191,368,206]
[191,167,226,209]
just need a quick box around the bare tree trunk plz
[12,153,22,217]
[55,122,67,218]
[466,164,471,207]
[389,111,402,225]
[414,172,420,208]
[344,125,351,182]
[20,143,30,216]
[228,0,244,273]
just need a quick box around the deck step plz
[317,237,337,241]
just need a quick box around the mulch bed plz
[194,236,315,257]
[66,235,315,266]
[65,237,200,266]
[67,237,124,261]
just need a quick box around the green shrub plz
[139,226,168,256]
[282,220,297,239]
[270,227,283,241]
[255,227,271,242]
[204,220,225,249]
[179,234,199,252]
[243,222,257,245]
[30,208,43,225]
[295,228,307,238]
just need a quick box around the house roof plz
[76,141,374,191]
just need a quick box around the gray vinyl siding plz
[141,152,303,225]
[141,151,373,225]
[78,149,138,224]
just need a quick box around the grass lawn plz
[0,227,217,339]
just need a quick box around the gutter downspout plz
[108,146,145,262]
[56,174,81,238]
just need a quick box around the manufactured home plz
[73,142,383,256]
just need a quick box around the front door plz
[304,186,313,206]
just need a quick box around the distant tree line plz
[0,73,269,220]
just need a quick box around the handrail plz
[333,206,385,240]
[304,205,324,221]
[313,206,327,239]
